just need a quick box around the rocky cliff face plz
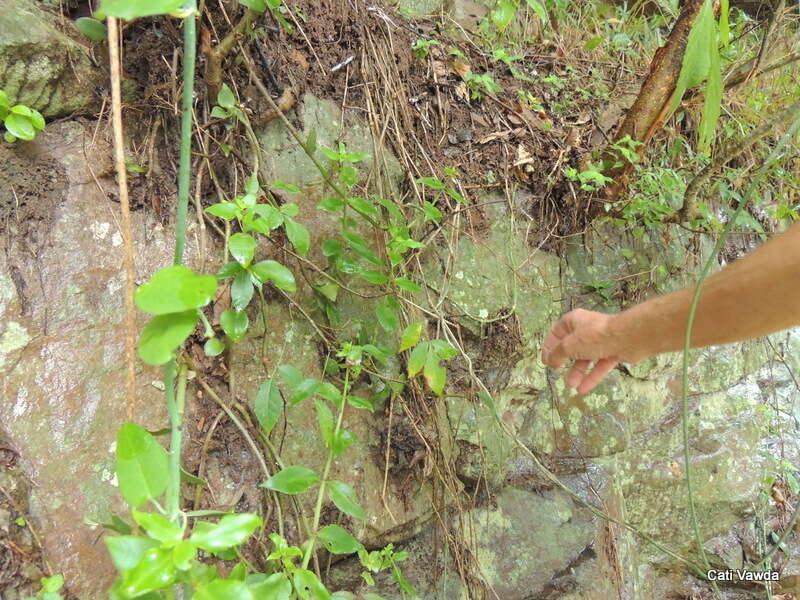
[1,2,799,599]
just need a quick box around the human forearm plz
[609,222,800,361]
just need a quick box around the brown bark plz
[601,0,712,203]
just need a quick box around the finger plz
[566,359,592,389]
[576,357,618,395]
[542,320,573,367]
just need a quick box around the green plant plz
[516,89,543,111]
[0,91,45,143]
[563,164,612,191]
[463,72,502,100]
[24,575,64,600]
[412,38,439,60]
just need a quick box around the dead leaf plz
[451,59,471,78]
[477,130,512,144]
[432,60,449,78]
[514,144,535,167]
[454,82,469,102]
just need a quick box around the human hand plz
[541,308,622,394]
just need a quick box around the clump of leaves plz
[0,91,45,143]
[412,38,439,59]
[563,164,612,192]
[24,575,64,600]
[463,72,503,101]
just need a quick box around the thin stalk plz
[165,361,187,521]
[680,111,800,594]
[302,370,350,570]
[174,2,198,266]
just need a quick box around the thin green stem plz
[165,362,187,522]
[680,111,800,596]
[302,370,350,570]
[174,2,198,266]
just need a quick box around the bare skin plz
[542,222,800,394]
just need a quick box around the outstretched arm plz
[542,222,800,393]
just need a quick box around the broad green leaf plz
[262,466,319,494]
[293,569,332,600]
[284,218,310,255]
[132,511,183,546]
[417,177,444,190]
[4,113,35,140]
[339,165,359,187]
[327,481,366,520]
[245,173,260,195]
[319,196,345,212]
[359,270,390,285]
[229,233,256,267]
[115,423,169,508]
[105,535,158,571]
[9,105,33,117]
[407,342,428,377]
[119,547,175,597]
[720,0,729,48]
[698,26,722,154]
[135,265,217,315]
[669,0,713,110]
[278,364,304,388]
[218,261,243,278]
[41,574,64,593]
[138,310,198,365]
[195,579,254,600]
[255,378,283,434]
[279,204,300,219]
[100,0,186,19]
[584,36,603,51]
[321,239,342,258]
[248,573,292,598]
[399,322,424,352]
[204,337,225,356]
[424,350,447,395]
[346,394,373,412]
[239,0,267,11]
[316,382,343,407]
[0,89,8,109]
[347,196,379,218]
[190,514,262,551]
[217,84,236,109]
[317,525,362,554]
[290,378,320,404]
[206,202,239,220]
[315,399,334,448]
[305,129,317,154]
[75,17,107,41]
[172,539,196,570]
[394,278,421,293]
[421,201,442,223]
[431,339,458,360]
[231,270,254,311]
[271,181,301,195]
[252,260,296,292]
[220,309,249,343]
[525,0,548,22]
[331,429,355,458]
[210,106,230,119]
[375,296,400,332]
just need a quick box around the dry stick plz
[668,98,800,222]
[744,0,786,84]
[107,17,138,422]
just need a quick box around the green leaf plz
[231,270,254,311]
[0,90,8,109]
[261,466,320,494]
[239,0,267,11]
[115,423,169,508]
[255,378,283,434]
[218,261,243,278]
[119,547,175,597]
[245,173,260,195]
[347,196,379,218]
[359,270,390,285]
[229,233,256,267]
[317,525,362,555]
[424,350,447,395]
[720,0,729,48]
[172,539,196,570]
[431,339,458,360]
[327,480,366,520]
[305,129,317,154]
[346,394,374,412]
[339,165,359,187]
[416,177,445,190]
[407,342,428,377]
[584,36,603,51]
[206,202,239,220]
[272,181,301,195]
[210,106,229,119]
[331,429,355,458]
[204,337,225,356]
[698,25,722,154]
[278,364,304,389]
[375,296,400,332]
[319,196,345,212]
[284,218,310,255]
[394,278,421,293]
[75,17,107,41]
[138,310,197,365]
[252,260,296,292]
[135,265,217,315]
[217,83,236,109]
[525,0,548,22]
[132,511,183,546]
[399,322,424,352]
[315,399,334,448]
[293,569,332,600]
[220,309,249,343]
[421,201,442,223]
[4,113,35,140]
[100,0,186,19]
[669,0,713,110]
[190,514,262,551]
[41,574,64,593]
[195,579,254,600]
[105,536,158,571]
[248,573,292,598]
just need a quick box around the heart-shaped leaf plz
[137,310,198,365]
[261,466,319,494]
[135,265,217,315]
[116,423,169,508]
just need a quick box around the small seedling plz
[0,91,45,143]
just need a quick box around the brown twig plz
[107,17,138,422]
